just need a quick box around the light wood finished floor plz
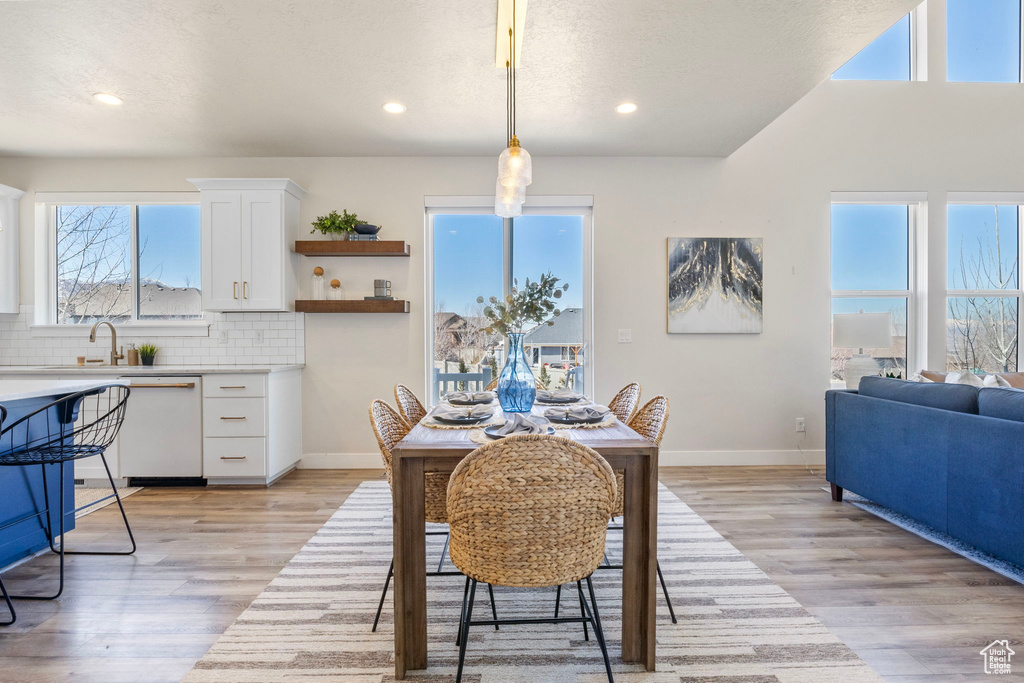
[0,467,1020,682]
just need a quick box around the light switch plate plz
[618,329,631,343]
[254,330,265,345]
[218,330,229,344]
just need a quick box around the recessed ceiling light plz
[382,102,406,114]
[93,92,124,106]
[615,102,637,114]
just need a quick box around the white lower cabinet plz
[203,437,268,478]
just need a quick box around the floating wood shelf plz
[294,299,410,313]
[294,240,410,257]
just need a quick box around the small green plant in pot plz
[138,343,158,366]
[311,210,361,240]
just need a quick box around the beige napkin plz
[492,413,550,435]
[543,404,611,421]
[446,390,496,403]
[537,389,584,402]
[433,405,494,420]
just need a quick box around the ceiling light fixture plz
[93,93,124,106]
[382,102,406,114]
[615,102,637,114]
[495,0,530,218]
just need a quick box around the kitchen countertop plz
[0,365,304,376]
[0,378,130,403]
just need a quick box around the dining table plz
[389,398,659,679]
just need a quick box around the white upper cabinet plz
[0,184,26,314]
[188,178,305,312]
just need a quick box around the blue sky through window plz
[831,204,909,290]
[137,205,201,288]
[832,14,911,80]
[947,0,1021,82]
[947,205,1019,289]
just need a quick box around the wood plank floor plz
[0,466,1020,682]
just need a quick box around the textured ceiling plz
[0,0,920,158]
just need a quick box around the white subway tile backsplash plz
[0,308,304,368]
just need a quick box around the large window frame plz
[945,192,1024,373]
[830,192,927,386]
[423,195,594,405]
[32,191,209,337]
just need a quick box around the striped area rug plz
[185,481,883,682]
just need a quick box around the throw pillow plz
[946,371,985,387]
[984,374,1013,388]
[907,372,934,383]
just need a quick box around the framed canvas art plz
[667,237,763,333]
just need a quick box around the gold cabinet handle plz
[131,383,196,389]
[220,456,247,460]
[219,386,247,390]
[219,416,247,420]
[243,281,248,299]
[233,282,238,299]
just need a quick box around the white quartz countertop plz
[0,378,130,403]
[0,365,304,376]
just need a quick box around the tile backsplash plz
[0,306,304,366]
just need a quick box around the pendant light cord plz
[511,0,516,138]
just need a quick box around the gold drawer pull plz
[219,416,247,420]
[220,456,247,460]
[219,386,247,390]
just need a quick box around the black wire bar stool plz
[0,384,134,626]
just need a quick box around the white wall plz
[2,4,1023,467]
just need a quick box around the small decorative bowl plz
[353,223,380,235]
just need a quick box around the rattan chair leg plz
[0,577,15,626]
[575,581,590,641]
[657,562,677,624]
[456,575,471,647]
[455,579,478,683]
[583,576,614,683]
[438,534,450,573]
[553,584,561,618]
[371,560,393,633]
[486,584,499,631]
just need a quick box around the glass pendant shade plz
[497,139,532,186]
[494,179,524,217]
[494,199,522,218]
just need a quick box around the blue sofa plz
[825,376,1024,568]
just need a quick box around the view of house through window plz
[830,204,912,381]
[430,211,585,403]
[55,203,202,324]
[946,204,1020,373]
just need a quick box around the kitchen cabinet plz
[188,178,306,312]
[0,184,25,314]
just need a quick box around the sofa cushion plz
[978,387,1024,422]
[858,376,980,414]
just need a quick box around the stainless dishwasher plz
[117,375,203,481]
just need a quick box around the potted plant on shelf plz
[138,343,158,366]
[310,209,361,240]
[478,272,568,412]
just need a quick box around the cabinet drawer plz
[203,374,266,398]
[203,397,266,437]
[204,437,267,477]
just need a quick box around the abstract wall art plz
[667,237,763,333]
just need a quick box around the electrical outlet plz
[618,329,632,343]
[795,418,806,433]
[254,330,265,345]
[218,330,229,344]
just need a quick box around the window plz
[947,0,1021,82]
[832,13,913,80]
[946,204,1020,373]
[427,203,590,403]
[51,202,201,324]
[830,203,916,382]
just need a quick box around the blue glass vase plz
[497,332,536,413]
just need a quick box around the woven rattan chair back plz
[628,396,670,446]
[484,377,546,392]
[446,434,616,588]
[394,384,427,426]
[607,382,641,423]
[368,399,448,523]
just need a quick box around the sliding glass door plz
[427,206,591,404]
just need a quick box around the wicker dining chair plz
[484,377,547,392]
[447,434,617,683]
[607,382,641,423]
[367,400,498,632]
[0,385,136,627]
[393,384,427,426]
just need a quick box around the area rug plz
[831,488,1024,586]
[184,482,883,682]
[74,485,142,518]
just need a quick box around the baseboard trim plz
[299,449,825,469]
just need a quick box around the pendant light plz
[495,0,530,216]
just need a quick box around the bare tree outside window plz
[947,206,1019,373]
[56,205,132,324]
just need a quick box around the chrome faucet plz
[88,320,124,366]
